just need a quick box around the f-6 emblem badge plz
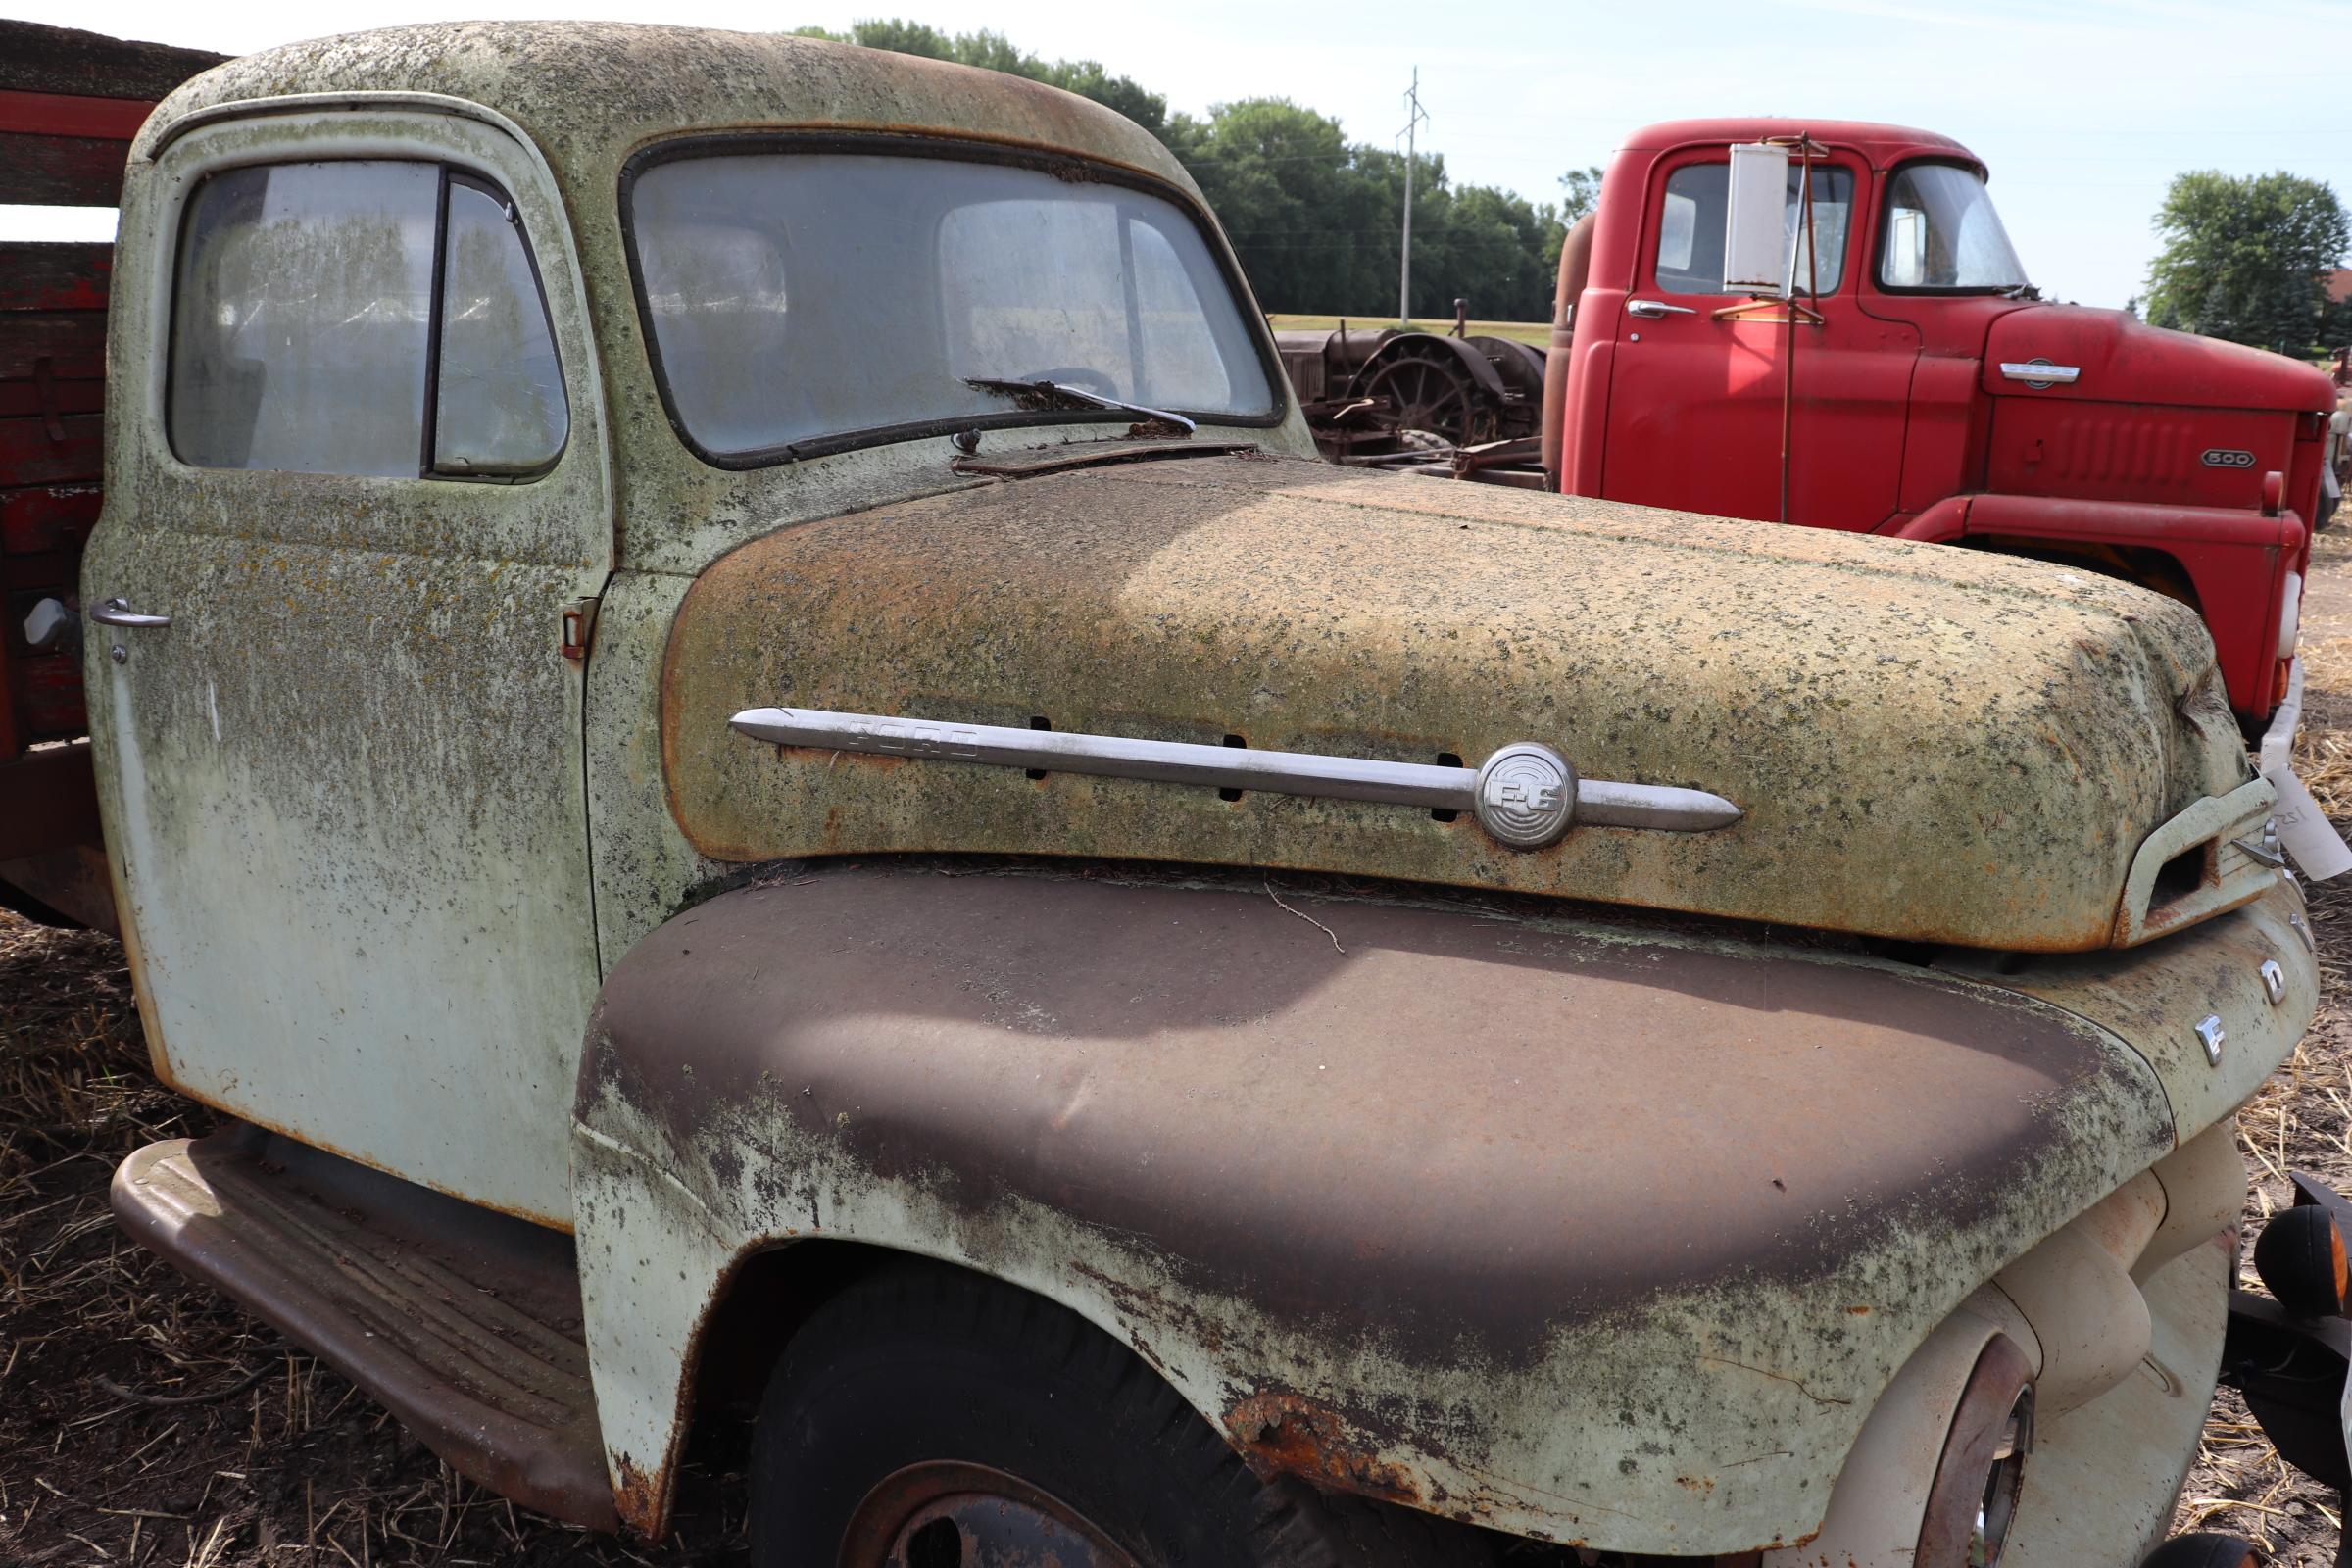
[1474,743,1579,849]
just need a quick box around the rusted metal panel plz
[1939,877,2320,1140]
[81,105,615,1227]
[571,862,2197,1552]
[114,1126,616,1530]
[660,454,2255,954]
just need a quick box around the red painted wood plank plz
[8,645,86,739]
[0,244,113,312]
[0,130,130,206]
[0,87,152,140]
[0,484,103,555]
[0,414,103,486]
[0,380,105,419]
[0,315,108,380]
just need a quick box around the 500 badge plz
[2201,448,2257,468]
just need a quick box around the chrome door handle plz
[1626,299,1696,318]
[90,596,172,629]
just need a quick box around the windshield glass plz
[627,149,1278,461]
[1878,163,2029,291]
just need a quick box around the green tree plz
[788,21,1166,132]
[1558,166,1604,225]
[792,24,1570,320]
[2143,171,2349,355]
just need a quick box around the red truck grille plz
[2046,414,2198,490]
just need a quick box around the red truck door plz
[1595,146,1920,530]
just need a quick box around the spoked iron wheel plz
[1355,348,1482,446]
[840,1461,1141,1568]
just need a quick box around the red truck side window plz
[169,160,565,479]
[1652,161,1855,297]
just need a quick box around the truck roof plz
[136,22,1196,200]
[1619,117,1982,171]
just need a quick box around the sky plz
[10,0,2349,310]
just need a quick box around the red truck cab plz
[1557,118,2334,733]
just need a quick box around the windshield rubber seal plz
[616,130,1289,471]
[1868,156,2030,297]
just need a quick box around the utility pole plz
[1397,66,1426,326]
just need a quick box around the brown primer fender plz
[571,863,2176,1553]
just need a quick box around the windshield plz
[626,148,1278,462]
[1878,163,2030,292]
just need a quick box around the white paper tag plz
[2267,768,2352,880]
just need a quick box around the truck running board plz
[111,1125,616,1531]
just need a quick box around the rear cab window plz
[1650,157,1857,297]
[621,140,1283,466]
[169,160,567,479]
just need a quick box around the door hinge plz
[561,598,601,663]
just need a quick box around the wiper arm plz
[965,377,1196,436]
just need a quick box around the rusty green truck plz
[25,19,2344,1567]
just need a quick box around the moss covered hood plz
[662,452,2259,952]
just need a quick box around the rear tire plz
[748,1256,1501,1568]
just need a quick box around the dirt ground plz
[10,548,2352,1567]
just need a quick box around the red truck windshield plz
[1878,163,2029,292]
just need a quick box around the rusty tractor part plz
[112,1124,616,1531]
[1276,322,1548,467]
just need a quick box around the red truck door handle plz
[1626,299,1696,319]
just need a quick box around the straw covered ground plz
[9,537,2352,1565]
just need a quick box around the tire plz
[748,1256,1503,1568]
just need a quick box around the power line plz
[1396,67,1428,325]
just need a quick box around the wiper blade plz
[965,377,1196,436]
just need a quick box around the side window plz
[435,178,567,474]
[170,160,565,479]
[1651,160,1856,297]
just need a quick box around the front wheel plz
[748,1256,1499,1568]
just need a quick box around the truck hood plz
[1982,304,2335,413]
[662,452,2258,952]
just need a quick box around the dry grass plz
[2168,532,2352,1564]
[0,920,741,1566]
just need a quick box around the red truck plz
[0,23,221,931]
[1292,120,2338,755]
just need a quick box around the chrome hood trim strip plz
[729,706,1741,847]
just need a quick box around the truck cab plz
[1557,119,2335,734]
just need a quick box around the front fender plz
[569,864,2177,1554]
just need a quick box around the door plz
[1599,148,1918,531]
[82,109,612,1225]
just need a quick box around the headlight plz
[1916,1336,2034,1567]
[1760,1322,2036,1568]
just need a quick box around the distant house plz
[2330,269,2352,306]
